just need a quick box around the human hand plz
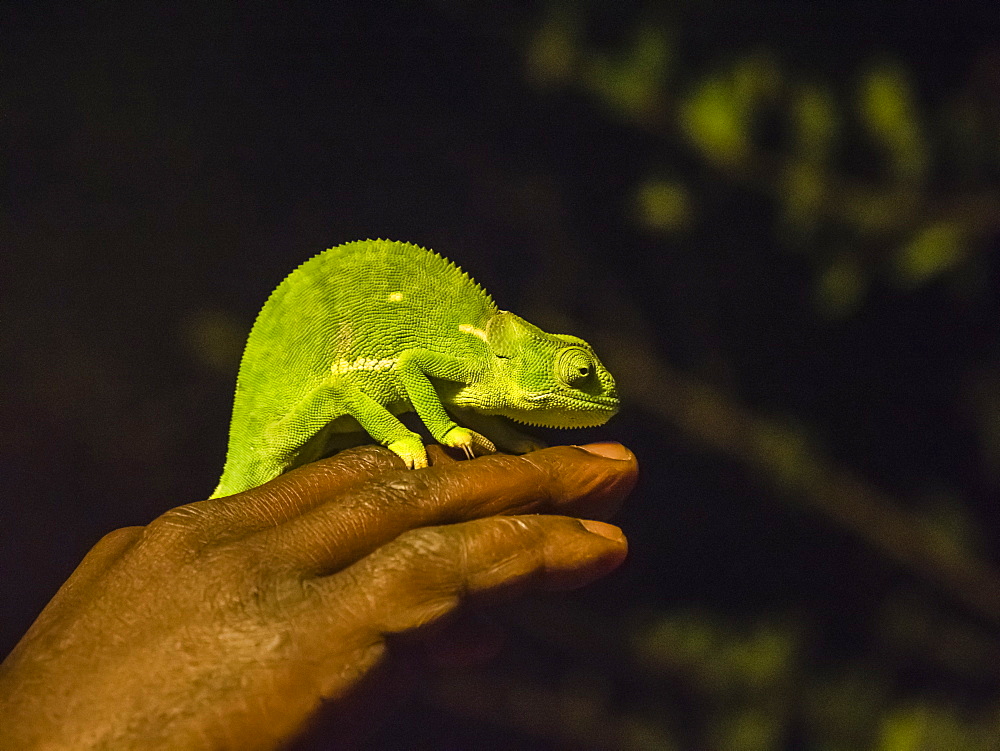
[0,443,637,750]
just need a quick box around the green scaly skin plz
[211,239,619,498]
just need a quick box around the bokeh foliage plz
[524,2,999,320]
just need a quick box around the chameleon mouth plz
[509,392,620,428]
[523,392,620,409]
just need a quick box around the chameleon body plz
[211,239,618,498]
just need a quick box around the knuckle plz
[493,514,545,540]
[94,525,143,551]
[506,454,562,506]
[340,443,404,464]
[308,445,405,481]
[355,472,440,519]
[487,516,550,562]
[233,567,308,619]
[144,504,201,533]
[200,532,289,586]
[390,517,547,581]
[393,525,457,564]
[138,502,221,557]
[385,526,466,591]
[370,526,466,629]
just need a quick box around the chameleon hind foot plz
[387,436,429,469]
[442,426,496,460]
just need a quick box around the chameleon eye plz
[555,347,595,389]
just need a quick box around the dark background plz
[4,2,1000,748]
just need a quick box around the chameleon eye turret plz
[555,347,597,389]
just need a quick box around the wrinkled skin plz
[0,442,637,750]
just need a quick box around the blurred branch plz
[591,300,1000,629]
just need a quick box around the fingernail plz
[576,442,632,461]
[579,519,627,544]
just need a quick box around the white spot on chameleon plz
[331,357,398,375]
[387,291,404,302]
[458,323,488,342]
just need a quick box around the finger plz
[80,526,144,569]
[256,443,637,574]
[191,446,405,540]
[61,527,144,593]
[424,443,459,465]
[314,515,627,637]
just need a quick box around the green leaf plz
[894,221,965,287]
[634,179,692,232]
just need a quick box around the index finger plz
[192,445,406,540]
[253,442,638,576]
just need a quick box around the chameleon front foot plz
[442,426,496,460]
[387,436,429,469]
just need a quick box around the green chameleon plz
[211,239,619,498]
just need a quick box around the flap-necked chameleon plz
[211,239,618,498]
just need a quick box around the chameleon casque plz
[211,239,619,498]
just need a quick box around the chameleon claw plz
[442,426,496,460]
[388,436,428,469]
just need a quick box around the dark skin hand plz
[0,442,637,750]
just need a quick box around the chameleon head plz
[457,312,619,428]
